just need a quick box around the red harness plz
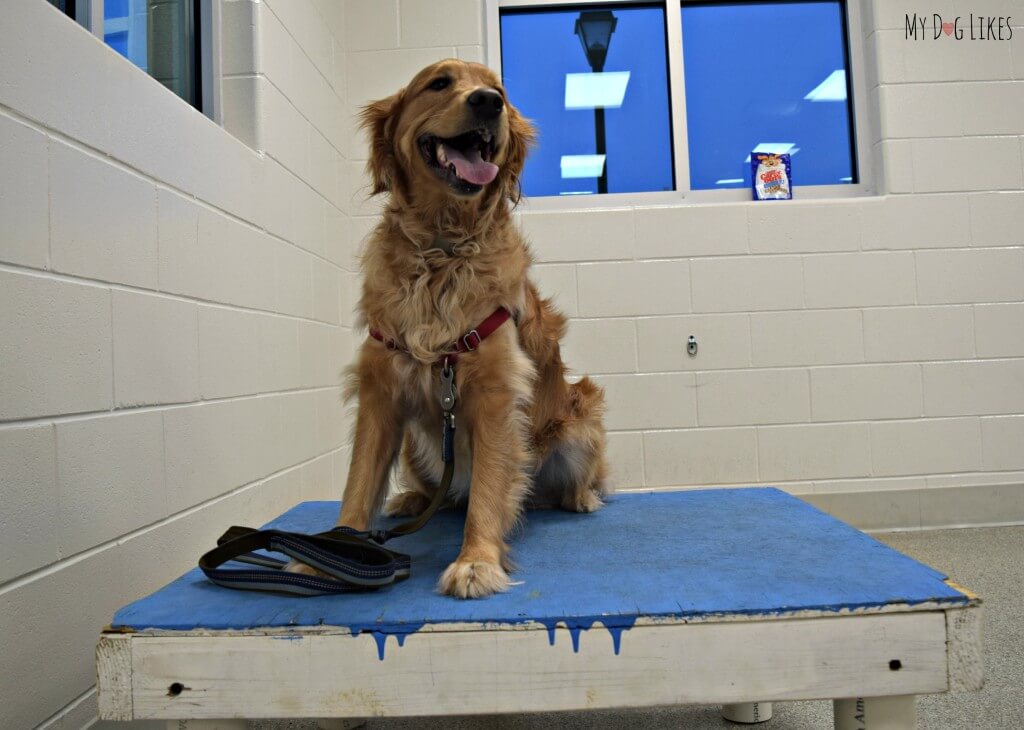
[369,307,513,365]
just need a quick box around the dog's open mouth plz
[419,129,499,193]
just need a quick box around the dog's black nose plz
[467,88,504,120]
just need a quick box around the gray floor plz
[208,526,1024,729]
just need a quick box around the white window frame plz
[71,0,103,39]
[485,0,875,210]
[72,0,221,122]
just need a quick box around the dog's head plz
[360,59,535,205]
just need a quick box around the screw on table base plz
[721,702,773,723]
[834,695,916,729]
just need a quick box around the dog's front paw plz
[438,558,509,599]
[384,490,433,517]
[562,488,605,514]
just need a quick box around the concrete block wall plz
[340,0,1022,529]
[0,0,353,727]
[1,0,1022,726]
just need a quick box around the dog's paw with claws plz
[438,558,510,599]
[384,490,434,517]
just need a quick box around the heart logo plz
[942,21,954,36]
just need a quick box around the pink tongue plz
[442,143,499,185]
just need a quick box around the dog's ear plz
[359,90,405,195]
[500,103,536,206]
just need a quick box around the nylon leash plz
[199,360,458,596]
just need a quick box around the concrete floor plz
[243,525,1024,730]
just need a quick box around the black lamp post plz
[575,10,617,194]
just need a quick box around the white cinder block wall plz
[0,0,354,727]
[342,0,1024,532]
[0,0,1022,726]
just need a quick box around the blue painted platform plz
[112,489,968,648]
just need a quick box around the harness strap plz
[369,306,512,365]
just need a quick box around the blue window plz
[495,1,859,198]
[500,4,675,197]
[104,0,147,72]
[49,0,203,111]
[682,1,856,190]
[105,30,129,58]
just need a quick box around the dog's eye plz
[427,77,451,92]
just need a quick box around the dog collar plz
[369,307,513,366]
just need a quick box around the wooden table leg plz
[721,702,773,723]
[834,696,916,729]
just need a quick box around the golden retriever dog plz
[307,59,609,598]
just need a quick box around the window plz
[681,2,856,190]
[47,0,76,14]
[489,0,865,202]
[501,4,674,197]
[49,0,211,115]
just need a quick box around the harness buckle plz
[462,329,482,351]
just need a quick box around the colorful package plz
[751,153,792,200]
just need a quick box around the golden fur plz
[308,60,609,598]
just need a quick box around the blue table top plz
[112,488,969,652]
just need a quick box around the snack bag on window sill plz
[752,153,792,200]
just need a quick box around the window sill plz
[516,184,879,212]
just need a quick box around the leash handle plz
[199,526,410,596]
[199,362,459,595]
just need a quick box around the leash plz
[199,360,457,596]
[199,309,510,596]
